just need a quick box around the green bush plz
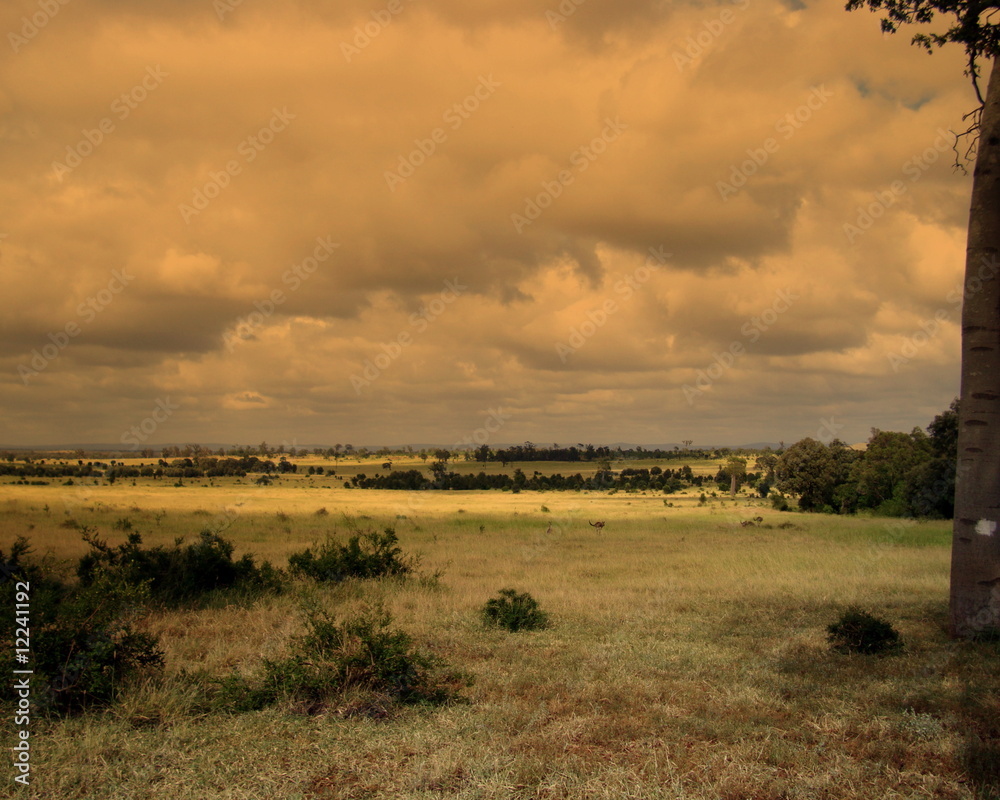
[214,604,461,713]
[288,526,414,582]
[827,607,903,655]
[0,537,164,715]
[77,529,285,607]
[481,589,549,632]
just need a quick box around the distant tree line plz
[0,455,300,482]
[460,442,724,465]
[349,464,706,493]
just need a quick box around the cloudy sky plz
[0,0,976,449]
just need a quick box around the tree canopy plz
[846,0,1000,102]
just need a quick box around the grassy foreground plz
[1,482,998,800]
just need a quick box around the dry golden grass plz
[1,480,997,800]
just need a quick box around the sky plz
[0,0,978,450]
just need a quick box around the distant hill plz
[0,441,784,454]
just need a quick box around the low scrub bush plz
[288,526,414,582]
[481,588,549,632]
[77,529,285,607]
[827,607,903,655]
[214,604,461,714]
[0,537,164,715]
[771,493,791,511]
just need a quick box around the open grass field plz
[1,479,998,800]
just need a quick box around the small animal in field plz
[740,516,765,528]
[589,520,605,531]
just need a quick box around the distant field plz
[1,481,996,800]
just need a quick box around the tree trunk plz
[950,55,1000,638]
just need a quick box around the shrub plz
[481,589,549,632]
[214,605,461,713]
[0,538,164,715]
[77,529,285,607]
[288,526,414,583]
[827,607,903,655]
[31,577,164,713]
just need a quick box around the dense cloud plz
[0,0,973,446]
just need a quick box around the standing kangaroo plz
[589,520,605,531]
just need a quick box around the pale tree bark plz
[950,55,1000,637]
[726,457,746,499]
